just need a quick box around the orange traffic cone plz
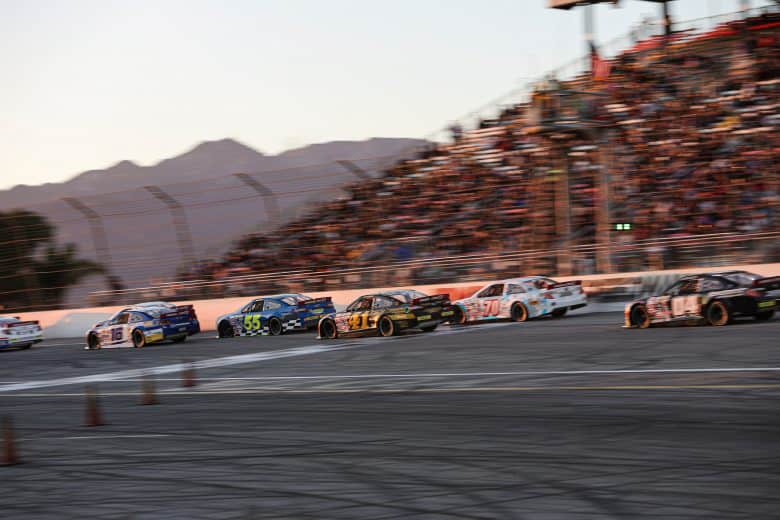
[140,374,159,405]
[84,386,105,427]
[181,361,196,388]
[2,416,20,465]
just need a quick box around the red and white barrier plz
[15,262,780,339]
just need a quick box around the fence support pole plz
[233,174,281,229]
[144,186,195,270]
[62,197,114,273]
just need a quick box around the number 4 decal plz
[671,296,699,317]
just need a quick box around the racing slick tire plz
[378,316,396,337]
[551,308,567,318]
[18,343,32,350]
[171,336,187,344]
[268,317,283,336]
[420,324,438,333]
[629,304,651,329]
[451,306,467,325]
[510,302,528,322]
[218,321,234,338]
[132,329,146,348]
[755,310,775,321]
[706,300,731,327]
[87,333,101,350]
[319,319,338,340]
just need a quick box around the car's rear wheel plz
[132,329,146,348]
[268,317,283,336]
[551,308,567,318]
[87,333,100,350]
[319,319,338,339]
[706,300,731,326]
[218,321,234,338]
[630,304,651,329]
[378,316,396,337]
[511,303,528,322]
[755,310,775,321]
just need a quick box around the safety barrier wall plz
[17,262,780,339]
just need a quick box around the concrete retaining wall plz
[16,262,780,339]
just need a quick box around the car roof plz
[0,316,19,323]
[499,276,546,284]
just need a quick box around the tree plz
[0,210,104,311]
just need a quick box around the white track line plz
[0,343,352,393]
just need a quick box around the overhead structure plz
[549,1,675,40]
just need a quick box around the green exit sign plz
[615,223,632,231]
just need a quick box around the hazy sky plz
[0,0,772,189]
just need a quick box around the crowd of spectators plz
[150,11,780,300]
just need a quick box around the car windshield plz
[0,317,18,325]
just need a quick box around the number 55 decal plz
[243,314,262,331]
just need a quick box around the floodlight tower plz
[549,1,676,68]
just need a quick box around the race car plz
[625,271,779,328]
[85,302,200,349]
[216,294,336,338]
[0,316,43,350]
[317,289,453,339]
[451,276,587,324]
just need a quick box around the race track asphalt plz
[1,312,779,519]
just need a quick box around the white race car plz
[0,316,43,350]
[85,302,200,350]
[451,276,587,324]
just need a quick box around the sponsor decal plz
[758,300,776,308]
[416,314,432,322]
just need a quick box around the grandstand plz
[80,6,777,304]
[124,7,776,302]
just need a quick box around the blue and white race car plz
[85,302,200,349]
[0,316,43,350]
[451,276,587,324]
[217,294,335,338]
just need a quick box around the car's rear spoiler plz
[160,305,196,320]
[550,280,582,289]
[412,294,450,306]
[5,320,39,328]
[753,276,780,291]
[298,296,332,308]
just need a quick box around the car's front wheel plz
[420,324,437,333]
[87,333,100,350]
[755,310,774,321]
[218,321,234,338]
[630,304,651,329]
[452,306,467,325]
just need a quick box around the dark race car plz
[217,293,336,338]
[317,289,453,339]
[625,271,779,328]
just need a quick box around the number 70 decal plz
[483,300,500,317]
